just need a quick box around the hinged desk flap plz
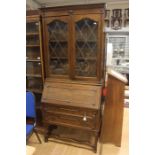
[42,81,102,110]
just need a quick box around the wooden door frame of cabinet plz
[69,14,74,79]
[42,15,49,78]
[100,14,106,83]
[98,14,103,81]
[42,16,71,79]
[38,20,45,83]
[72,14,103,81]
[102,32,107,88]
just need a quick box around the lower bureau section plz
[42,103,101,152]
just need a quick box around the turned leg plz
[44,125,57,142]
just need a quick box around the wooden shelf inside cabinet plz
[50,40,67,43]
[50,57,68,60]
[26,88,42,94]
[26,74,42,78]
[26,59,41,62]
[77,57,96,61]
[76,40,97,43]
[26,45,40,47]
[26,32,39,36]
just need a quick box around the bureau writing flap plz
[41,81,102,109]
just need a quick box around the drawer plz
[43,111,96,129]
[43,103,97,118]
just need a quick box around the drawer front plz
[42,103,100,129]
[43,103,97,117]
[43,111,96,129]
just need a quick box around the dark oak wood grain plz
[42,81,102,109]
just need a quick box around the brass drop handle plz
[68,10,73,14]
[83,113,87,122]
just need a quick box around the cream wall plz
[26,0,129,9]
[26,0,40,10]
[106,1,129,9]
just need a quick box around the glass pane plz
[26,22,39,33]
[48,20,69,75]
[75,18,98,77]
[26,47,40,60]
[26,62,42,75]
[26,35,39,45]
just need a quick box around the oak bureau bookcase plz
[40,3,106,152]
